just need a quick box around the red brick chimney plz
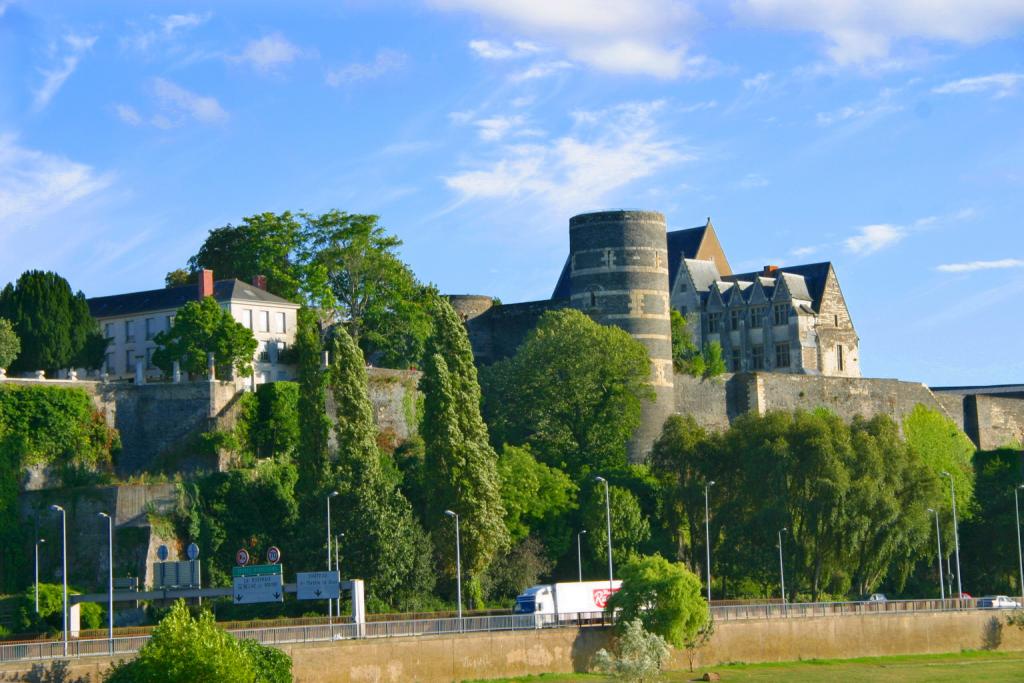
[762,265,779,276]
[198,269,214,299]
[252,275,267,290]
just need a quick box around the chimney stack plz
[762,265,779,276]
[252,275,267,290]
[198,269,214,299]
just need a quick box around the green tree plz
[0,270,106,374]
[701,342,726,378]
[251,382,300,458]
[164,269,194,287]
[670,309,704,377]
[0,317,19,369]
[904,404,976,519]
[606,554,709,650]
[152,296,258,379]
[497,444,577,544]
[294,308,330,489]
[329,326,435,605]
[593,617,670,682]
[480,536,554,604]
[585,484,651,568]
[960,448,1024,595]
[481,308,653,479]
[303,210,435,367]
[104,601,290,683]
[187,212,304,301]
[421,299,508,584]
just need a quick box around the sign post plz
[232,564,283,605]
[296,571,340,601]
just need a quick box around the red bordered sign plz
[267,546,282,564]
[236,548,250,566]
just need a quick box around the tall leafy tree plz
[584,483,652,568]
[481,308,653,479]
[421,299,508,582]
[0,270,106,374]
[186,212,304,301]
[0,317,19,369]
[152,296,258,378]
[904,404,977,519]
[303,210,434,367]
[328,325,434,605]
[497,444,577,545]
[294,308,330,490]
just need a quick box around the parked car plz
[978,595,1021,609]
[865,593,888,602]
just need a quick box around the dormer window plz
[773,304,789,326]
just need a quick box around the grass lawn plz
[466,650,1024,682]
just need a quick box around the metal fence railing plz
[0,599,1005,665]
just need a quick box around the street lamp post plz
[49,505,67,657]
[941,471,963,600]
[98,512,114,653]
[1015,485,1024,605]
[444,510,462,620]
[34,538,45,614]
[777,527,787,608]
[577,530,587,582]
[927,508,945,602]
[704,480,715,603]
[595,476,614,588]
[326,490,339,619]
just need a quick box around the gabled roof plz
[666,225,710,289]
[723,262,833,312]
[87,279,299,318]
[551,256,573,299]
[683,258,721,293]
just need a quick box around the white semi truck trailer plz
[513,580,621,623]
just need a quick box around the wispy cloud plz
[33,34,97,111]
[232,33,303,71]
[0,133,113,227]
[509,60,573,82]
[325,50,407,86]
[115,104,142,126]
[430,0,704,79]
[737,173,769,189]
[816,88,902,126]
[844,224,904,255]
[937,258,1024,273]
[123,12,211,52]
[475,115,526,141]
[468,39,542,59]
[732,0,1024,68]
[443,100,692,211]
[933,73,1023,99]
[151,78,228,125]
[680,100,717,113]
[742,72,773,91]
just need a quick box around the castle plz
[451,209,863,460]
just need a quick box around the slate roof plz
[723,262,832,312]
[551,256,573,299]
[683,258,722,293]
[87,279,299,318]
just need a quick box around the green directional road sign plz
[232,564,283,578]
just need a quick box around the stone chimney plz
[198,269,214,299]
[762,265,780,276]
[252,275,267,290]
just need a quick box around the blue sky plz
[1,1,1022,385]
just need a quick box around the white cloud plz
[430,0,703,79]
[115,104,142,126]
[475,115,526,141]
[933,73,1023,99]
[33,34,97,111]
[152,78,228,124]
[792,246,819,257]
[742,72,773,90]
[443,100,692,210]
[509,60,573,82]
[816,88,902,125]
[468,39,542,59]
[325,50,407,86]
[679,100,717,113]
[0,133,112,227]
[124,12,211,52]
[162,13,209,34]
[844,224,905,255]
[233,33,302,71]
[732,0,1024,67]
[937,258,1024,273]
[737,173,769,189]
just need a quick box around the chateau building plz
[87,270,300,383]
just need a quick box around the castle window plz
[751,345,764,370]
[750,306,765,329]
[775,342,791,368]
[125,350,133,373]
[145,317,155,341]
[836,345,845,371]
[104,322,114,339]
[773,304,789,326]
[679,283,688,293]
[589,289,597,308]
[125,320,135,343]
[729,309,743,331]
[707,312,721,333]
[731,348,741,372]
[834,314,839,327]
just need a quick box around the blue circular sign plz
[156,545,169,561]
[187,543,200,561]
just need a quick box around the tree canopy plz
[0,317,19,369]
[0,270,106,374]
[152,296,258,379]
[481,308,654,480]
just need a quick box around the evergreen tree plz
[0,270,106,374]
[421,299,508,583]
[328,326,434,605]
[0,317,19,369]
[294,308,330,490]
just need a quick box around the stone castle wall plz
[967,395,1024,450]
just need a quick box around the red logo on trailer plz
[593,587,619,608]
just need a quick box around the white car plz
[978,595,1021,609]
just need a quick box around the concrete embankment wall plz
[5,610,1024,682]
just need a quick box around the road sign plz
[155,561,201,589]
[156,545,169,561]
[296,571,340,600]
[232,573,284,604]
[187,543,200,561]
[232,563,282,578]
[266,546,281,564]
[236,548,250,566]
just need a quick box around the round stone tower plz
[568,210,675,463]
